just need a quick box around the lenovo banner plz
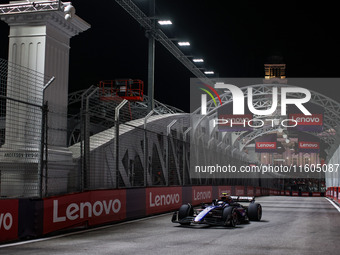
[298,134,320,153]
[256,187,262,196]
[43,190,126,234]
[333,188,338,200]
[192,186,213,204]
[288,103,323,132]
[0,199,18,242]
[235,186,245,196]
[298,141,320,152]
[255,134,277,153]
[247,187,255,196]
[256,142,276,150]
[88,190,126,226]
[146,187,182,215]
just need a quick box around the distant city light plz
[204,71,214,75]
[193,58,204,63]
[158,20,172,25]
[178,41,190,46]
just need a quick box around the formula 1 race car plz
[171,193,262,227]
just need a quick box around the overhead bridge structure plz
[67,82,340,192]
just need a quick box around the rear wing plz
[230,196,255,202]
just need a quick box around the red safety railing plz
[99,79,144,101]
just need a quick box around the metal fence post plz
[144,110,154,187]
[83,87,98,190]
[79,86,95,191]
[166,120,177,186]
[39,102,48,198]
[183,127,191,186]
[40,76,55,198]
[114,99,128,188]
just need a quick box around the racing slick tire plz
[223,206,238,227]
[248,203,262,221]
[178,204,193,225]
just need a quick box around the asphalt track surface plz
[1,196,340,255]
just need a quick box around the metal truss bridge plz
[192,83,340,162]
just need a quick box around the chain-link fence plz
[0,58,281,199]
[73,88,265,192]
[0,58,46,198]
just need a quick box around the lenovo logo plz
[256,142,276,149]
[294,117,320,123]
[299,142,319,149]
[290,114,323,125]
[193,190,211,201]
[149,192,180,207]
[53,199,121,223]
[0,212,13,231]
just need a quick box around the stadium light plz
[204,71,214,75]
[193,58,204,63]
[158,20,172,25]
[178,41,190,46]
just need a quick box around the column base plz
[0,145,77,197]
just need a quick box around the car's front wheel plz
[223,206,238,227]
[178,204,193,225]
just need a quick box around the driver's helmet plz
[221,192,232,203]
[216,200,224,205]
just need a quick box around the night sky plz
[0,0,339,112]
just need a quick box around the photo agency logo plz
[199,83,313,130]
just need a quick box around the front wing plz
[171,211,226,226]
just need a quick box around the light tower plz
[0,0,90,197]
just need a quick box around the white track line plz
[0,212,172,249]
[325,197,340,213]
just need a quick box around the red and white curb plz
[325,197,340,213]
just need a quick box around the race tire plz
[223,206,238,227]
[178,204,193,225]
[248,203,262,221]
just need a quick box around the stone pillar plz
[0,0,90,197]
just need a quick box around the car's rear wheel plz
[178,204,193,225]
[248,203,262,221]
[223,206,238,227]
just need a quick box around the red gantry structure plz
[99,79,144,102]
